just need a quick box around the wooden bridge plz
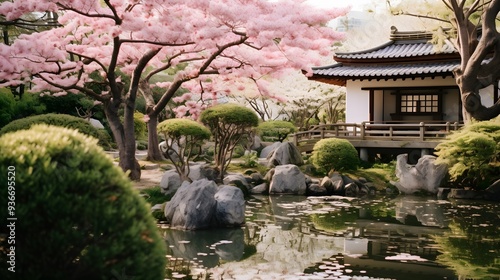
[292,121,463,162]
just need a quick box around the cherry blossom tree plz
[0,0,347,179]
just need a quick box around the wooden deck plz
[293,121,462,153]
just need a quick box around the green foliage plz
[257,120,296,142]
[240,151,259,168]
[158,118,211,180]
[158,118,211,139]
[435,119,500,190]
[134,111,147,139]
[200,103,259,179]
[0,113,112,149]
[0,125,166,280]
[311,138,360,173]
[0,91,15,128]
[39,93,96,116]
[140,186,172,205]
[0,91,46,128]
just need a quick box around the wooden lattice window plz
[399,94,440,113]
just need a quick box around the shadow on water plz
[161,195,500,280]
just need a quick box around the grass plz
[140,186,172,205]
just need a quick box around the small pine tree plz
[158,118,211,181]
[200,103,259,180]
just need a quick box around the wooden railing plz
[293,121,462,146]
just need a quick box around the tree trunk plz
[104,101,141,180]
[146,113,163,161]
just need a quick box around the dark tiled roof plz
[313,61,458,78]
[309,28,461,86]
[335,41,456,60]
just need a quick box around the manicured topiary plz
[200,103,259,180]
[311,138,359,173]
[257,120,296,142]
[435,118,500,190]
[0,125,166,280]
[158,118,211,181]
[0,113,112,148]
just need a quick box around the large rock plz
[88,118,104,129]
[164,179,218,230]
[266,142,304,167]
[394,154,448,194]
[259,142,281,158]
[159,169,182,195]
[223,174,251,191]
[190,163,218,181]
[269,164,307,195]
[214,186,246,226]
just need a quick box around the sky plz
[305,0,379,11]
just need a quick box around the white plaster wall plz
[479,85,495,107]
[345,77,457,123]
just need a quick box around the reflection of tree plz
[310,208,358,232]
[434,209,500,279]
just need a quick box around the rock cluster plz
[164,179,245,230]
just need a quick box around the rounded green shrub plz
[257,120,296,142]
[0,113,112,148]
[311,138,359,173]
[158,118,211,181]
[435,119,500,190]
[0,124,166,280]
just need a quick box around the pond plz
[159,195,500,280]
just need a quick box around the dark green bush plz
[0,113,112,148]
[0,124,166,280]
[435,119,500,190]
[0,90,15,128]
[311,138,359,173]
[257,120,296,142]
[0,91,46,128]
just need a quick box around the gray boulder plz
[307,183,328,196]
[266,142,304,167]
[190,163,218,181]
[250,183,268,194]
[259,142,281,158]
[164,179,218,230]
[394,154,447,194]
[159,169,182,195]
[214,185,246,226]
[88,118,105,129]
[269,164,307,195]
[223,174,251,191]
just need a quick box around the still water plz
[159,195,500,280]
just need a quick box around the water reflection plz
[162,195,500,280]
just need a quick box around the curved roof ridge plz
[335,41,395,56]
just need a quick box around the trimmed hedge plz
[0,125,166,280]
[257,120,296,142]
[0,113,112,149]
[311,138,359,173]
[435,119,500,190]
